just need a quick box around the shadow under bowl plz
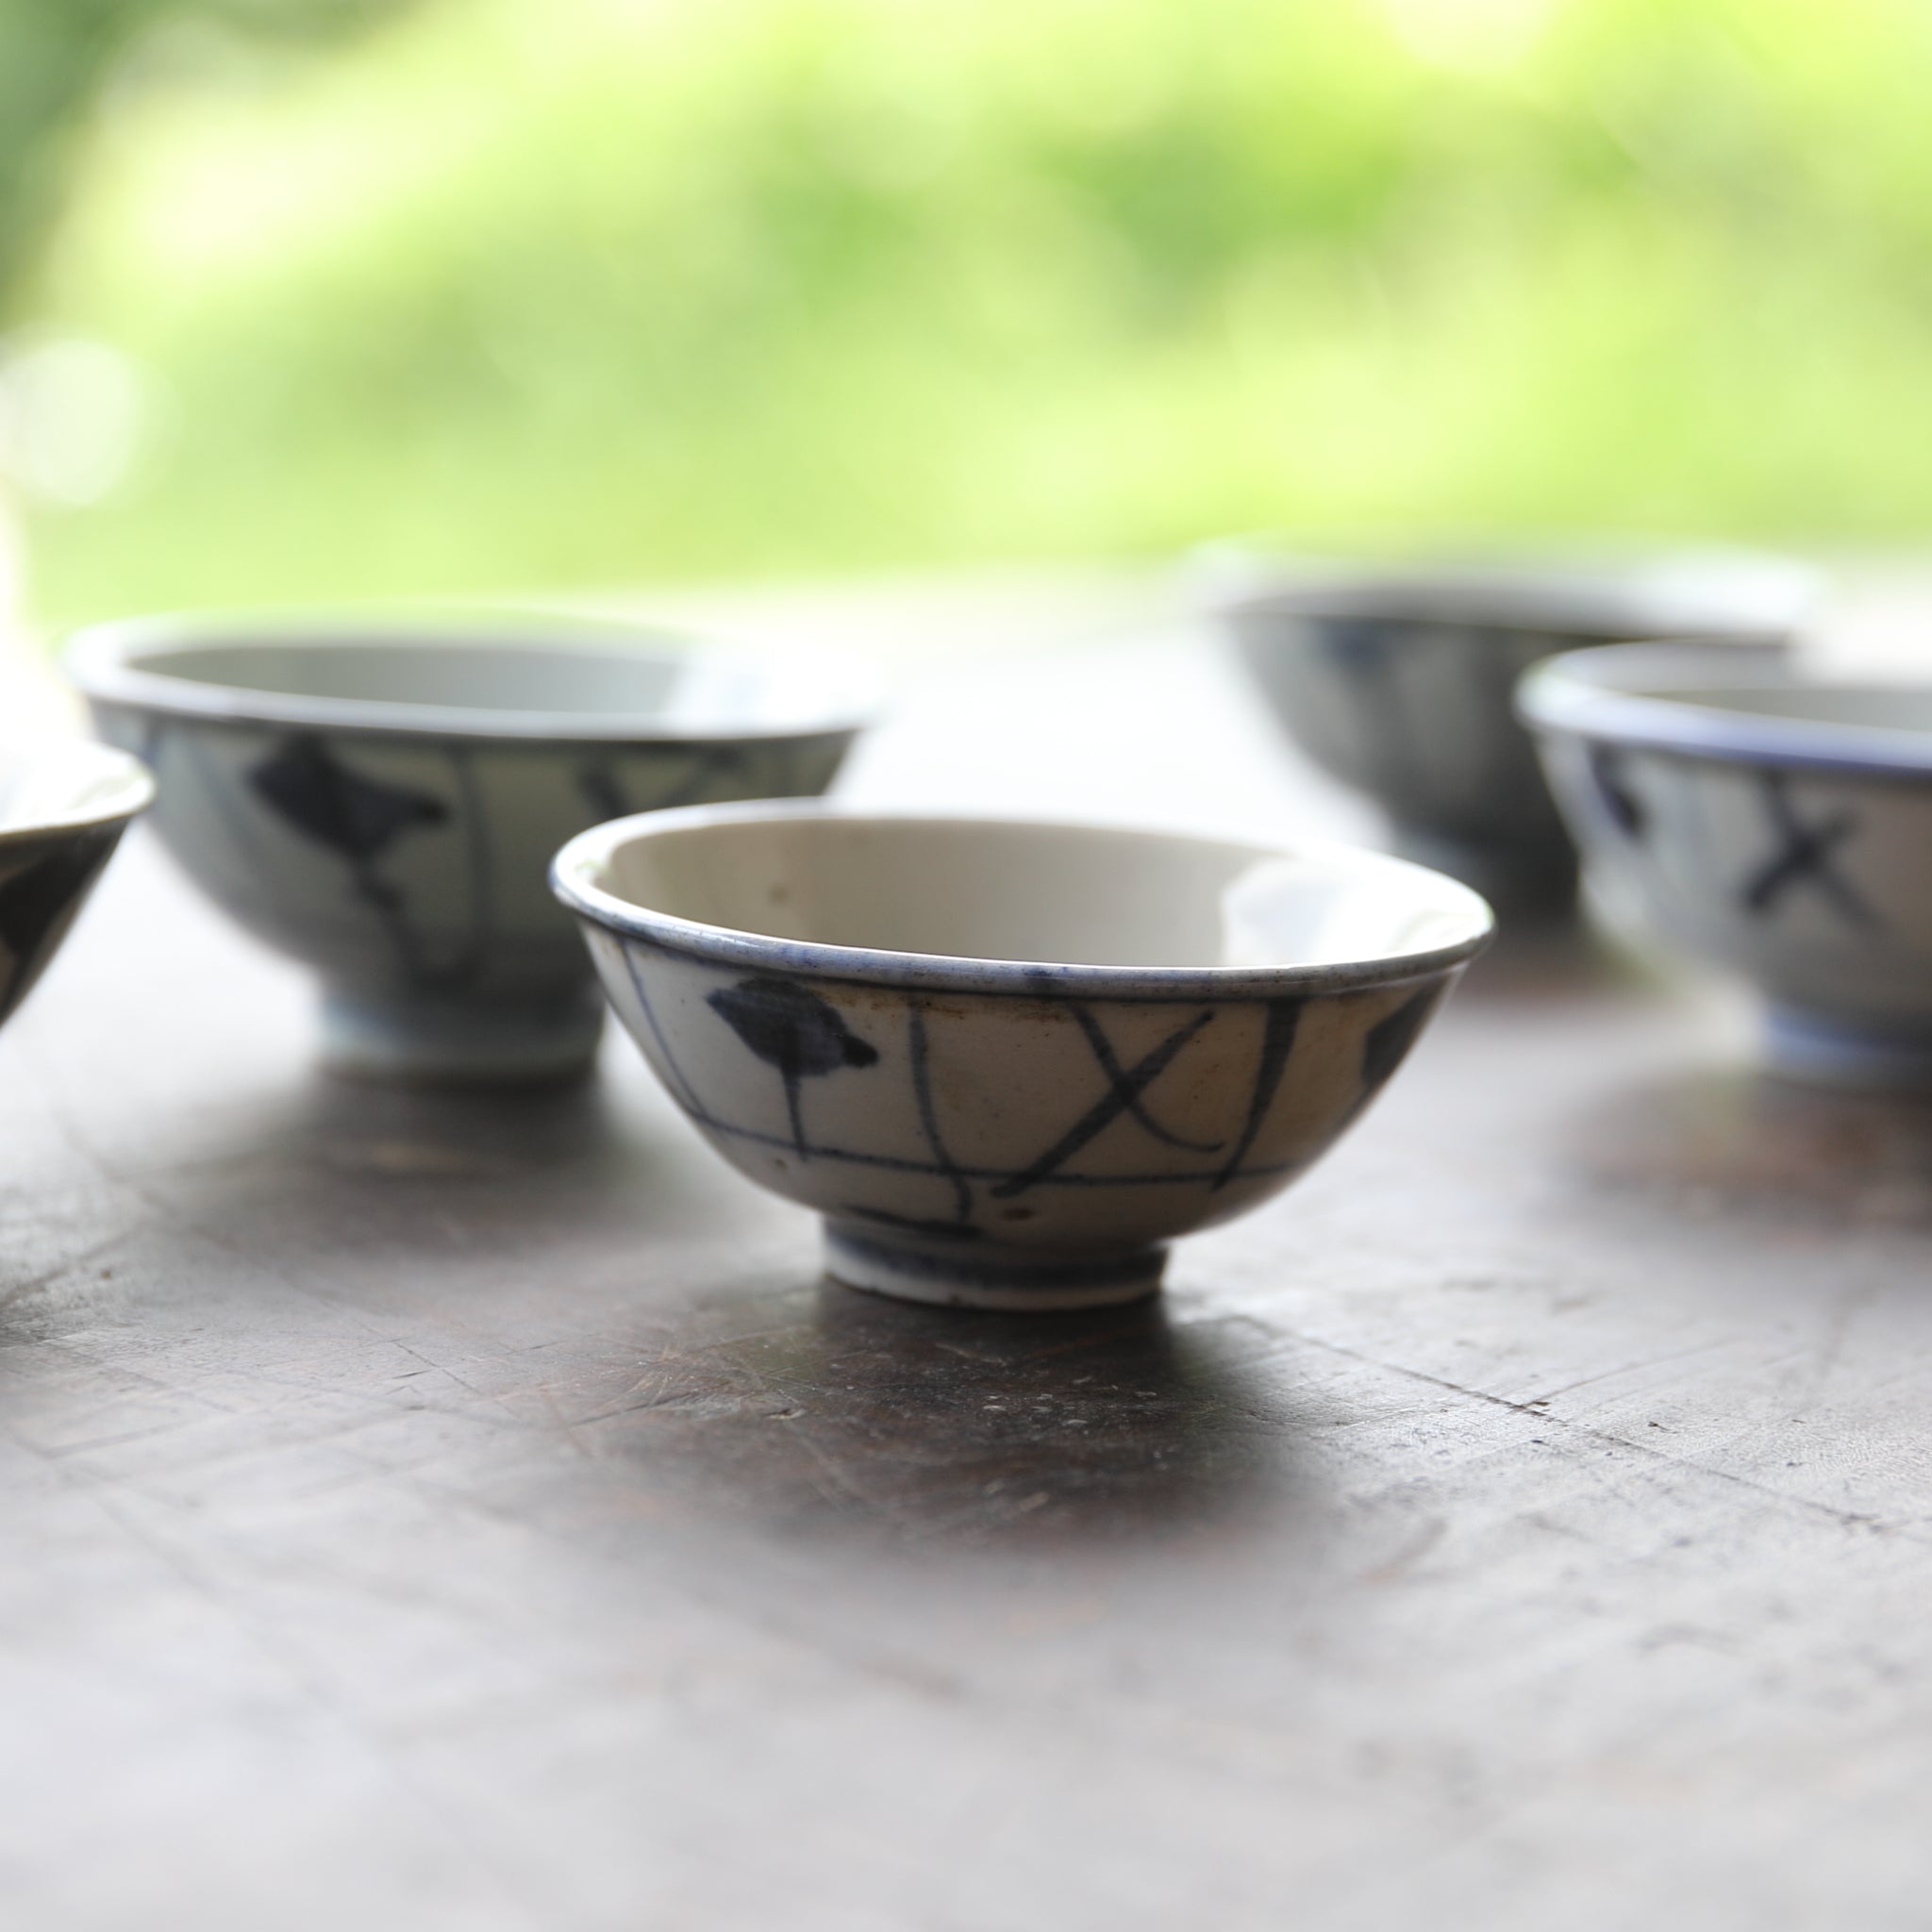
[64,608,871,1088]
[553,804,1494,1309]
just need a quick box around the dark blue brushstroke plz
[1209,997,1303,1192]
[991,1010,1215,1201]
[1588,745,1646,839]
[708,974,879,1158]
[1740,771,1878,928]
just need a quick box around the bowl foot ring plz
[1763,1006,1932,1094]
[320,986,606,1090]
[823,1222,1166,1312]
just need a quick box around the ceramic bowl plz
[1204,548,1814,909]
[1518,643,1932,1088]
[1,741,154,1031]
[553,805,1494,1310]
[66,610,869,1085]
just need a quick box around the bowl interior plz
[1519,647,1932,775]
[1229,574,1791,642]
[146,640,708,714]
[1647,685,1932,732]
[589,815,1491,974]
[1196,541,1820,636]
[0,741,153,838]
[71,618,868,737]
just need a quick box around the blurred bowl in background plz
[1189,539,1824,634]
[0,740,154,1031]
[554,804,1493,1310]
[1197,543,1820,912]
[66,609,871,1087]
[1518,642,1932,1089]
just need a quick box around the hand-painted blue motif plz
[1740,771,1876,928]
[707,975,879,1158]
[1587,745,1646,839]
[1319,617,1400,681]
[251,733,448,860]
[643,941,1445,1224]
[247,732,490,989]
[1210,998,1300,1191]
[990,1008,1216,1201]
[575,747,757,824]
[1361,983,1441,1088]
[0,833,114,1023]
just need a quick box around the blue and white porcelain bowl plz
[554,805,1494,1310]
[1203,548,1813,909]
[1,741,154,1032]
[1518,643,1932,1088]
[66,610,869,1085]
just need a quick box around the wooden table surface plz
[5,588,1932,1931]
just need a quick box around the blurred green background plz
[3,0,1929,625]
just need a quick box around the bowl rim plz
[552,801,1497,998]
[61,607,874,747]
[0,739,156,847]
[1187,537,1824,639]
[1208,577,1798,645]
[1516,642,1932,781]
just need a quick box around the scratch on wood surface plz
[68,1463,554,1921]
[1277,1327,1915,1542]
[1361,1517,1447,1586]
[1793,1269,1885,1414]
[322,1139,521,1181]
[531,1378,599,1460]
[0,1232,129,1310]
[1518,1339,1738,1410]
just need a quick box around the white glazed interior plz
[0,740,155,841]
[1518,645,1932,776]
[65,614,869,741]
[150,642,701,712]
[568,810,1492,979]
[1663,689,1932,728]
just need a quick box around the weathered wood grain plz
[3,618,1930,1932]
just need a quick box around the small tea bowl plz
[1205,549,1812,910]
[1518,643,1932,1089]
[66,610,869,1085]
[553,805,1493,1310]
[1,740,154,1031]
